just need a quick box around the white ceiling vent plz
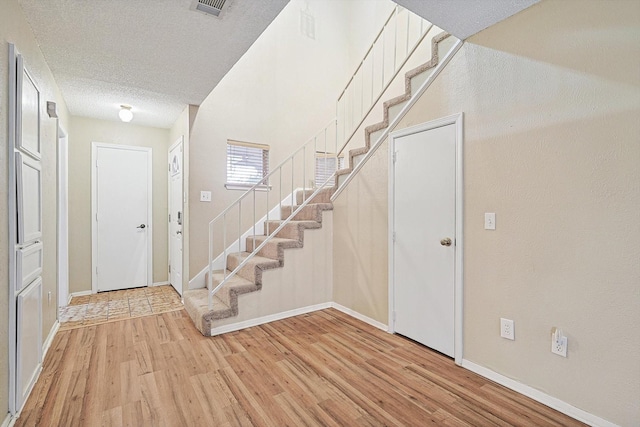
[191,0,230,18]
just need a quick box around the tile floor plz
[59,285,183,330]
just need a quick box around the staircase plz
[183,6,461,336]
[335,32,453,189]
[184,188,334,336]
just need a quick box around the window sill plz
[224,183,272,192]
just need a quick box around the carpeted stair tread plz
[227,252,282,283]
[183,289,234,336]
[281,203,333,221]
[246,235,302,260]
[265,220,322,241]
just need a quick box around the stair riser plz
[295,189,333,205]
[246,238,281,259]
[281,205,320,221]
[264,222,302,241]
[227,255,262,283]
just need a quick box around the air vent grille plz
[192,0,229,17]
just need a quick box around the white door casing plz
[169,138,183,295]
[57,126,69,307]
[389,113,464,364]
[92,143,153,293]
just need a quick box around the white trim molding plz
[42,321,60,360]
[330,303,388,331]
[1,414,16,427]
[388,113,465,366]
[210,303,332,336]
[67,290,92,306]
[152,281,170,287]
[461,360,620,427]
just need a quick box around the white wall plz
[332,0,640,425]
[188,0,395,278]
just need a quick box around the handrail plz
[336,23,432,157]
[331,38,464,202]
[335,6,433,154]
[337,5,397,102]
[205,5,438,311]
[208,119,336,227]
[208,176,335,307]
[207,119,338,309]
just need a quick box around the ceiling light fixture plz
[118,105,133,122]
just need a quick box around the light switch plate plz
[485,213,496,230]
[200,191,211,202]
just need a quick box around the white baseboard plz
[42,321,60,360]
[1,413,15,427]
[210,302,332,336]
[330,302,388,331]
[67,290,92,305]
[461,360,619,427]
[152,281,170,286]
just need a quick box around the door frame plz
[57,125,69,307]
[388,113,464,365]
[91,142,153,293]
[168,136,183,294]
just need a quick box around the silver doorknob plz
[176,230,182,235]
[137,224,146,229]
[440,237,452,246]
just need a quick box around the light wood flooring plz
[17,309,586,426]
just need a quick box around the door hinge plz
[95,266,98,275]
[393,311,396,322]
[392,231,396,242]
[393,151,397,163]
[168,163,171,172]
[95,213,98,222]
[169,265,171,273]
[169,213,171,223]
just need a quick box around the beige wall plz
[1,0,71,415]
[188,0,395,280]
[332,0,640,425]
[68,116,170,294]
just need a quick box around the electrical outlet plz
[200,191,211,202]
[551,329,568,357]
[500,318,515,340]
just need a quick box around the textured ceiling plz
[19,0,289,128]
[392,0,539,40]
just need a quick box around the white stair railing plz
[208,121,338,309]
[206,6,435,309]
[336,5,433,156]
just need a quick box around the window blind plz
[315,154,344,186]
[226,141,269,186]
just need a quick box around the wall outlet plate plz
[552,336,568,357]
[200,191,212,202]
[500,318,514,340]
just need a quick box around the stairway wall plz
[186,0,395,280]
[332,1,640,425]
[209,212,333,332]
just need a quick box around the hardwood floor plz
[17,309,585,426]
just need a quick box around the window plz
[315,153,344,187]
[226,140,270,190]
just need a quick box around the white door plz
[169,139,183,295]
[392,122,457,357]
[93,144,152,293]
